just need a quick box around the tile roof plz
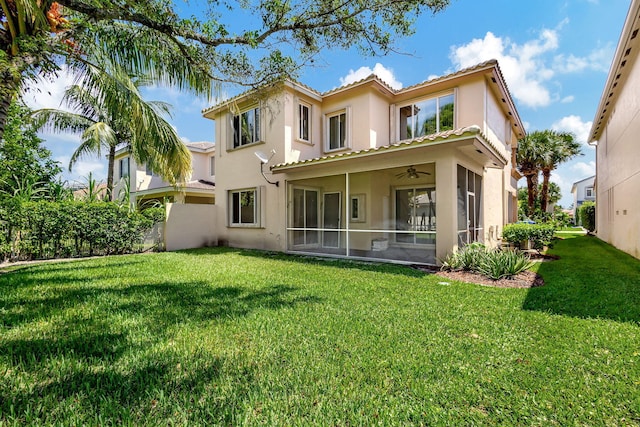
[272,125,505,171]
[185,141,215,151]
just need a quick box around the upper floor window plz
[145,163,153,176]
[326,109,348,151]
[233,107,260,148]
[119,157,130,179]
[298,103,311,142]
[210,156,216,176]
[399,93,454,140]
[585,186,594,198]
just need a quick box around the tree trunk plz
[107,145,116,201]
[525,172,539,218]
[0,77,19,142]
[540,168,551,214]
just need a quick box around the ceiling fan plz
[395,165,431,179]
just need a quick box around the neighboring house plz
[570,175,595,222]
[588,0,640,259]
[202,59,524,265]
[113,141,216,206]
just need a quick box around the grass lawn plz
[1,235,639,425]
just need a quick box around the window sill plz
[228,224,264,229]
[295,138,314,146]
[323,146,351,155]
[227,141,265,152]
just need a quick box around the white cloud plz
[561,95,575,103]
[571,161,596,177]
[22,66,76,110]
[449,26,613,109]
[339,63,403,90]
[450,31,557,108]
[551,115,593,146]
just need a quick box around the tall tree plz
[0,101,62,202]
[1,0,451,140]
[516,132,544,218]
[538,131,581,213]
[516,130,582,218]
[32,58,191,200]
[0,1,69,138]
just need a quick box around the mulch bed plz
[433,269,544,288]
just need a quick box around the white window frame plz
[397,92,455,141]
[231,106,261,149]
[585,187,594,198]
[298,101,312,144]
[324,108,350,152]
[209,155,216,176]
[350,194,366,222]
[228,187,261,227]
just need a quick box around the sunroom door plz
[292,188,319,247]
[323,192,341,248]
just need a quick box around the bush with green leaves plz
[502,223,556,250]
[578,201,596,232]
[477,249,534,280]
[0,200,163,261]
[440,242,486,271]
[441,244,533,281]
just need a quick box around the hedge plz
[0,201,164,261]
[578,201,596,232]
[502,223,556,250]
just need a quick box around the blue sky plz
[25,0,631,207]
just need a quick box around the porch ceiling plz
[271,125,507,173]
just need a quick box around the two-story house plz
[202,59,524,264]
[113,141,216,206]
[570,175,595,224]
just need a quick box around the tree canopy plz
[516,130,582,219]
[1,0,452,140]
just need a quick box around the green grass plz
[0,237,639,426]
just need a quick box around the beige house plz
[113,141,216,206]
[202,59,524,264]
[588,0,640,259]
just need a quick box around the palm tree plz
[538,131,581,213]
[1,4,213,142]
[0,1,71,138]
[516,132,545,218]
[33,57,191,201]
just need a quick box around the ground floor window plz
[395,187,436,245]
[457,165,482,245]
[229,188,258,226]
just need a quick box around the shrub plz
[502,223,556,250]
[477,249,534,280]
[442,245,533,281]
[0,200,162,261]
[579,202,596,232]
[440,243,486,271]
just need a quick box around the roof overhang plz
[135,183,215,198]
[271,126,507,174]
[588,0,640,143]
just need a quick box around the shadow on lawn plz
[522,235,640,324]
[0,278,319,423]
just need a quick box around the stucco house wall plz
[588,0,640,258]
